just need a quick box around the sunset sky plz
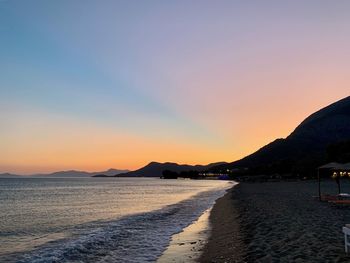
[1,1,350,174]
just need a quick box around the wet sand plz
[157,209,211,263]
[201,181,350,263]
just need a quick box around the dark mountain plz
[0,169,129,178]
[116,162,227,177]
[212,96,350,176]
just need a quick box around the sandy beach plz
[201,181,350,263]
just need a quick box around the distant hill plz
[0,169,129,178]
[0,173,21,178]
[212,96,350,176]
[116,162,227,177]
[38,169,130,177]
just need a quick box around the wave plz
[13,186,229,263]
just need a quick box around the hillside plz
[116,162,226,177]
[212,96,350,176]
[39,169,130,177]
[0,169,129,178]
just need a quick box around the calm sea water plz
[0,177,231,262]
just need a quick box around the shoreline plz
[158,182,235,263]
[157,208,211,263]
[201,181,350,262]
[199,185,245,263]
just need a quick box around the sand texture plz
[201,181,350,263]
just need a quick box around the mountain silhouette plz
[0,168,129,178]
[212,96,350,175]
[0,173,21,178]
[115,162,226,177]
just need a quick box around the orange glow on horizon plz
[2,94,350,175]
[2,1,350,175]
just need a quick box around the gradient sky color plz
[1,1,350,174]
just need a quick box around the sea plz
[0,177,231,263]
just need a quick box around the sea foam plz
[15,184,231,263]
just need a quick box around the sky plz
[1,0,350,174]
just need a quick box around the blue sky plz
[1,0,350,173]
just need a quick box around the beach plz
[201,181,350,263]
